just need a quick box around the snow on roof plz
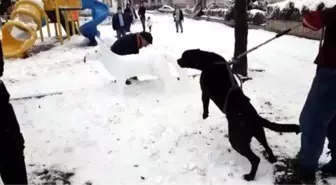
[269,0,335,10]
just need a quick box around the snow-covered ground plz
[1,14,335,184]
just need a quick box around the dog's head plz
[177,49,226,70]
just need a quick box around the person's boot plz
[321,151,336,177]
[287,168,316,185]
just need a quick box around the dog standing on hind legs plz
[177,49,300,181]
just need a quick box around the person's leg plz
[321,115,336,176]
[116,30,121,38]
[141,17,145,32]
[0,82,28,184]
[178,21,183,33]
[298,68,336,182]
[121,28,126,37]
[179,21,183,33]
[175,21,179,32]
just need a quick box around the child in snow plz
[147,16,152,32]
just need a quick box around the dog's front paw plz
[268,156,277,164]
[243,174,255,181]
[202,113,209,120]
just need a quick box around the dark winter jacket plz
[314,5,336,68]
[110,33,139,55]
[112,13,126,30]
[0,0,11,16]
[0,41,4,77]
[138,6,146,19]
[173,9,184,22]
[124,7,133,31]
[124,7,133,20]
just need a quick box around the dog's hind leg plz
[232,144,260,181]
[202,92,210,119]
[254,129,277,163]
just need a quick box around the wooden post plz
[64,11,70,40]
[55,0,64,44]
[44,13,51,37]
[70,11,76,35]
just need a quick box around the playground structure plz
[1,0,110,59]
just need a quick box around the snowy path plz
[1,14,333,184]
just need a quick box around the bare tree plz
[232,0,248,77]
[193,0,206,16]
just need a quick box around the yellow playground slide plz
[2,0,44,58]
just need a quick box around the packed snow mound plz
[86,37,189,84]
[270,0,335,10]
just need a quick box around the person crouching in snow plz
[0,37,28,184]
[173,5,184,33]
[296,5,336,184]
[147,16,152,32]
[110,31,153,85]
[112,7,126,39]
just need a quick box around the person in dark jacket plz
[0,40,28,184]
[173,5,184,33]
[0,0,11,16]
[112,7,126,39]
[124,3,133,32]
[110,31,153,84]
[297,5,336,184]
[138,2,146,32]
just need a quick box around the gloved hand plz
[303,11,323,31]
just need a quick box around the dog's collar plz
[136,34,142,48]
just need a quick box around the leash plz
[228,24,301,66]
[215,24,302,89]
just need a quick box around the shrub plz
[224,6,234,21]
[252,12,265,25]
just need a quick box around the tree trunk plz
[232,0,248,77]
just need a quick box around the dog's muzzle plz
[177,58,184,67]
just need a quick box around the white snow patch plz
[0,14,335,185]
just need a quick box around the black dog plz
[177,49,300,181]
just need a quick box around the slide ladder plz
[2,0,45,58]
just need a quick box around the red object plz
[303,11,323,31]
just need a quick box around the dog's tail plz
[261,117,300,134]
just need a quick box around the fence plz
[184,13,322,40]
